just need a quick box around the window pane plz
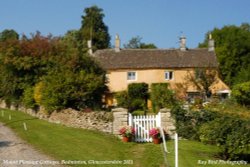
[165,71,174,80]
[169,71,173,79]
[127,72,136,80]
[165,72,169,80]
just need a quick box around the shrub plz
[128,83,148,99]
[199,116,250,160]
[151,83,176,112]
[40,68,106,113]
[22,86,37,109]
[232,81,250,106]
[171,106,219,140]
[127,83,148,112]
[115,91,129,108]
[34,82,44,106]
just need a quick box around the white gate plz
[128,113,161,142]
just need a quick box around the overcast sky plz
[1,0,249,48]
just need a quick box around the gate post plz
[159,108,176,139]
[112,108,128,135]
[128,113,132,126]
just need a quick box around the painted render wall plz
[106,68,229,93]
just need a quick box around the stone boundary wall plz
[0,100,176,138]
[0,100,113,134]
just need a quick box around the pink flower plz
[119,126,135,137]
[149,128,161,139]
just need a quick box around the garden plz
[1,108,249,167]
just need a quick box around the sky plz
[0,0,250,49]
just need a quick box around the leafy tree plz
[62,30,83,49]
[185,68,219,99]
[0,30,107,111]
[232,81,250,106]
[124,36,157,49]
[0,32,58,105]
[233,65,250,85]
[199,23,250,86]
[79,5,110,51]
[0,29,19,41]
[40,65,106,112]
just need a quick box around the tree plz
[0,29,19,41]
[232,81,250,106]
[199,23,250,86]
[0,32,57,105]
[185,68,219,99]
[39,66,106,112]
[124,36,157,49]
[79,5,110,51]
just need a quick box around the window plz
[165,71,174,80]
[127,71,136,81]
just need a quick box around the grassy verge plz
[0,109,249,167]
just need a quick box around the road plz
[0,123,63,167]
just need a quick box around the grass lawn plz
[0,109,249,167]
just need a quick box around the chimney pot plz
[179,36,186,51]
[115,34,120,52]
[208,34,215,52]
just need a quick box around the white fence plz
[128,113,161,142]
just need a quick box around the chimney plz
[87,40,93,55]
[115,34,120,52]
[179,36,186,51]
[208,34,215,52]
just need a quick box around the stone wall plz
[0,99,113,134]
[112,108,128,135]
[0,99,176,138]
[159,108,176,139]
[48,108,113,133]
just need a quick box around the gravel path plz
[0,123,63,167]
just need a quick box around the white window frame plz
[127,71,137,81]
[165,71,174,80]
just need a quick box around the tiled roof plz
[94,48,218,70]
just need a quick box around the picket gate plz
[128,113,161,142]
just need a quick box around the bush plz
[128,83,148,99]
[232,81,250,106]
[40,68,106,113]
[115,91,129,108]
[171,106,220,140]
[199,116,250,160]
[151,83,176,112]
[22,86,37,109]
[127,83,148,112]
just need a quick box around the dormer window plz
[165,71,174,80]
[127,71,137,81]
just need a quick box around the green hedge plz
[115,83,148,112]
[151,83,176,112]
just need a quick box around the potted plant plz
[119,126,135,142]
[149,128,162,144]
